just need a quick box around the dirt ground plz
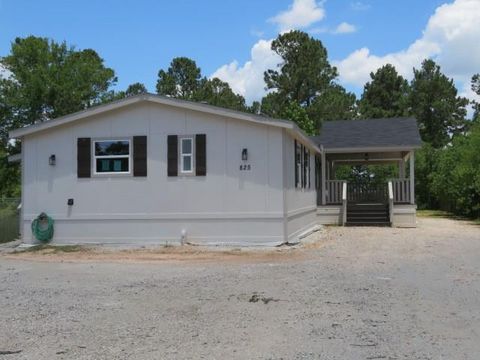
[1,217,479,359]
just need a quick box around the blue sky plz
[1,0,479,104]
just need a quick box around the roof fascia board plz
[324,145,422,154]
[287,127,321,153]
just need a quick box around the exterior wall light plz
[364,153,369,161]
[49,154,56,166]
[242,148,248,161]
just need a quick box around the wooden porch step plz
[348,204,388,209]
[345,221,390,227]
[347,217,389,222]
[346,202,390,226]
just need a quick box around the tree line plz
[1,32,479,218]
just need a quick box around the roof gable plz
[9,94,290,137]
[9,93,319,152]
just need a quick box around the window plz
[294,140,311,189]
[295,141,302,188]
[93,139,130,174]
[304,147,310,188]
[180,137,194,174]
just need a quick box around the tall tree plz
[409,59,469,148]
[156,57,201,99]
[280,101,316,135]
[0,37,116,128]
[0,36,116,197]
[156,57,249,112]
[260,92,288,118]
[194,77,246,111]
[125,82,147,96]
[358,64,410,118]
[264,30,338,107]
[308,84,357,122]
[0,36,116,147]
[472,74,480,94]
[472,74,480,122]
[261,31,354,132]
[430,121,480,217]
[99,82,148,103]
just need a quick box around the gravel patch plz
[0,217,479,359]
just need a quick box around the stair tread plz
[346,222,390,227]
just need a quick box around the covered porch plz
[311,118,422,227]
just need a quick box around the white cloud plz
[350,1,370,11]
[459,81,480,118]
[211,39,281,104]
[310,22,357,35]
[336,0,480,103]
[213,0,480,106]
[333,22,357,34]
[269,0,325,32]
[0,64,11,79]
[212,0,360,102]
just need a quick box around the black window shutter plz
[301,144,305,188]
[303,146,308,189]
[77,137,91,178]
[195,134,207,176]
[167,135,178,177]
[294,140,298,188]
[133,136,147,177]
[307,150,311,188]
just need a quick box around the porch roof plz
[311,117,422,153]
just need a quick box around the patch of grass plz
[417,209,480,225]
[14,244,85,254]
[417,209,452,218]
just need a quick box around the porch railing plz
[326,180,345,204]
[391,179,411,204]
[347,183,388,204]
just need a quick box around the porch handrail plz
[391,178,411,204]
[326,180,344,204]
[342,181,347,226]
[388,181,394,225]
[347,182,388,204]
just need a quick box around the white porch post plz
[321,150,326,205]
[399,160,406,179]
[409,150,415,204]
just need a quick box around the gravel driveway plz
[1,217,479,359]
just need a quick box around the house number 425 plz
[239,164,251,171]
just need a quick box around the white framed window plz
[93,139,131,175]
[296,142,302,188]
[179,137,194,174]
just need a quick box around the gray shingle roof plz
[311,117,422,150]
